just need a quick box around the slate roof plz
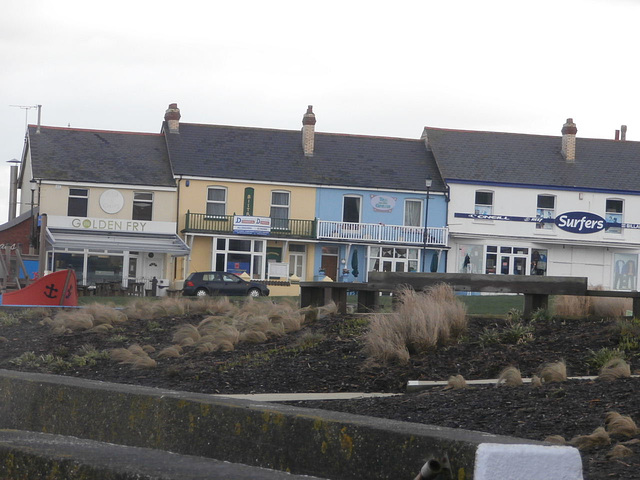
[425,127,640,192]
[26,126,175,187]
[164,123,444,192]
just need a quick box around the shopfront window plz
[459,245,483,274]
[475,191,493,215]
[536,195,555,230]
[613,253,637,290]
[53,253,85,283]
[213,237,266,279]
[530,249,548,276]
[605,199,623,234]
[368,246,418,273]
[87,255,124,285]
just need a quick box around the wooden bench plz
[301,273,640,318]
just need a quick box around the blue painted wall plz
[313,188,448,279]
[316,188,447,227]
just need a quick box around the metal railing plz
[184,212,448,246]
[184,212,316,239]
[316,220,448,246]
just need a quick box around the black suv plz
[182,272,270,297]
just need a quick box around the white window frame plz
[270,190,290,230]
[288,244,306,279]
[132,191,153,221]
[536,194,555,230]
[474,190,493,215]
[605,198,624,234]
[342,195,362,223]
[404,199,423,227]
[206,186,227,218]
[68,188,89,217]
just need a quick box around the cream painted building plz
[19,125,188,292]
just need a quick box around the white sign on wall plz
[233,216,271,235]
[99,189,124,214]
[47,216,177,234]
[370,195,396,212]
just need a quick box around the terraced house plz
[164,104,448,294]
[425,119,640,290]
[16,125,188,292]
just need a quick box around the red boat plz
[1,269,78,306]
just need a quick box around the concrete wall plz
[0,369,582,480]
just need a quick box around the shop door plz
[500,255,528,275]
[128,257,138,284]
[321,255,338,281]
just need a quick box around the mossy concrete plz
[0,369,546,479]
[0,429,326,479]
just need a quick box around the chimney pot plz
[164,103,181,134]
[621,125,627,141]
[302,105,316,156]
[561,118,577,163]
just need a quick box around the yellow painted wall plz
[177,180,316,231]
[38,184,177,222]
[187,236,213,273]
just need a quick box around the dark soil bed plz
[1,308,639,479]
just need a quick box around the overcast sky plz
[2,0,639,221]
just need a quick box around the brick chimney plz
[302,105,316,157]
[165,103,181,134]
[561,118,577,163]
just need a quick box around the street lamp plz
[422,177,432,272]
[29,179,37,250]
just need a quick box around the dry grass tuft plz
[599,358,631,382]
[110,344,157,369]
[554,288,630,318]
[531,375,543,387]
[157,345,182,358]
[539,360,567,383]
[83,303,127,326]
[173,324,201,346]
[544,435,567,445]
[605,411,639,437]
[570,427,611,450]
[496,366,523,387]
[445,375,467,390]
[606,444,634,459]
[363,285,467,364]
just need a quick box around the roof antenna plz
[9,104,41,132]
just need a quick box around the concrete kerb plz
[0,370,583,480]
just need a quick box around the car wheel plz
[248,288,261,297]
[195,288,208,297]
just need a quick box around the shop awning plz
[46,228,190,256]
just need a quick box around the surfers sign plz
[555,211,605,234]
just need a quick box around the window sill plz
[472,219,494,225]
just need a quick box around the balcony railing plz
[184,213,448,246]
[317,220,448,246]
[184,212,316,239]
